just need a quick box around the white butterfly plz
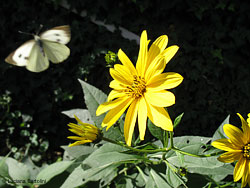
[5,25,71,72]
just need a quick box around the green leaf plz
[148,119,164,142]
[173,112,184,128]
[36,161,74,184]
[61,145,96,159]
[0,156,10,180]
[212,115,229,142]
[62,108,94,124]
[78,79,107,128]
[149,168,171,188]
[102,125,124,141]
[61,143,144,188]
[165,162,187,188]
[168,155,233,176]
[3,157,31,186]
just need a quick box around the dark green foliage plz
[1,0,250,163]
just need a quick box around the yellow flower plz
[67,115,102,147]
[96,30,183,146]
[212,113,250,187]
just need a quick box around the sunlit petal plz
[218,151,241,163]
[110,68,131,86]
[147,103,173,131]
[107,90,126,101]
[118,49,137,75]
[109,80,126,90]
[224,124,245,147]
[68,140,92,147]
[114,64,134,84]
[147,35,168,66]
[147,72,183,91]
[160,45,179,65]
[96,97,129,116]
[102,98,133,129]
[136,30,148,76]
[144,90,175,107]
[138,97,147,140]
[212,138,241,151]
[124,100,139,146]
[241,161,249,187]
[145,56,166,81]
[234,156,246,182]
[237,113,250,143]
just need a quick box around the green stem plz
[169,131,174,148]
[102,137,223,157]
[172,147,224,157]
[102,137,167,153]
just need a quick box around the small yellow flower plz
[67,115,102,147]
[212,113,250,187]
[96,30,183,146]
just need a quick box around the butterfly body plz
[5,25,71,72]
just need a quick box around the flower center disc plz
[126,75,146,98]
[243,143,250,159]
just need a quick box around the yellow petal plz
[102,98,133,129]
[224,124,245,147]
[109,80,126,90]
[237,113,250,143]
[138,97,147,140]
[234,156,246,182]
[145,55,166,81]
[144,90,175,107]
[107,90,126,101]
[147,72,183,91]
[68,140,92,147]
[118,49,137,75]
[136,30,148,77]
[217,151,241,163]
[114,64,134,84]
[96,97,129,116]
[147,35,168,65]
[146,104,173,131]
[212,138,241,151]
[124,100,139,146]
[247,165,250,187]
[67,136,84,140]
[160,45,179,65]
[110,68,131,86]
[241,161,249,187]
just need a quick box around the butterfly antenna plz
[36,24,43,35]
[18,30,33,36]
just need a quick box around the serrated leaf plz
[212,115,229,142]
[78,79,107,128]
[36,161,74,184]
[62,108,94,124]
[61,143,144,188]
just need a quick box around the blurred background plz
[0,0,250,165]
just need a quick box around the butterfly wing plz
[40,25,71,63]
[41,40,70,63]
[26,40,49,72]
[5,40,35,66]
[40,25,71,44]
